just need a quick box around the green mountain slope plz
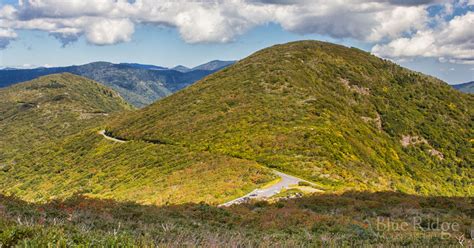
[0,74,273,204]
[0,73,132,161]
[107,41,473,196]
[1,129,272,204]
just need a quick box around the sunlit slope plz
[108,41,473,196]
[1,129,273,204]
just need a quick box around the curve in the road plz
[219,171,317,207]
[98,130,319,206]
[98,130,126,143]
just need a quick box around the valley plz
[0,60,235,108]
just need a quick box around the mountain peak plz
[192,60,235,71]
[82,61,114,67]
[172,65,191,73]
[107,40,472,196]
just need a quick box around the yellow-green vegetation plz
[0,192,472,247]
[107,41,473,196]
[1,129,273,204]
[0,73,132,160]
[260,177,282,189]
[0,73,274,204]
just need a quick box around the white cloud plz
[85,18,134,45]
[367,6,428,41]
[1,0,438,45]
[459,0,474,6]
[17,0,117,18]
[0,4,17,20]
[0,0,472,65]
[0,5,18,48]
[0,28,17,38]
[0,28,17,49]
[173,3,251,43]
[372,12,474,64]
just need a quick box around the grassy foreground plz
[0,191,472,247]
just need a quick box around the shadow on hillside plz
[0,191,472,246]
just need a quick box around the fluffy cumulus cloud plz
[0,0,472,63]
[372,6,474,64]
[85,18,134,45]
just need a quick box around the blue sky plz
[0,0,473,84]
[0,23,365,67]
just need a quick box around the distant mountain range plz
[172,60,235,73]
[118,63,168,70]
[452,81,474,94]
[0,60,236,107]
